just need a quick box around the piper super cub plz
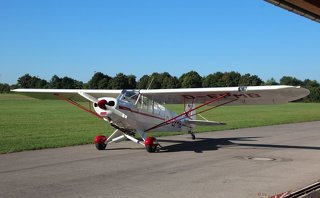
[13,85,309,152]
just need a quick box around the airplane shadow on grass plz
[157,136,320,153]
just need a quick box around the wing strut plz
[182,97,239,121]
[145,93,234,132]
[53,93,103,120]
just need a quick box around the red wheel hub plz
[94,135,107,144]
[145,137,157,146]
[145,137,158,153]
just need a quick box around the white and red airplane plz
[13,85,309,152]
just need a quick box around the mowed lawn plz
[1,94,320,153]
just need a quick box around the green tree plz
[202,72,224,87]
[49,75,63,88]
[97,78,111,89]
[10,84,18,90]
[137,75,151,89]
[280,76,302,86]
[49,75,82,89]
[17,74,32,88]
[264,78,279,85]
[17,74,48,88]
[148,73,162,89]
[239,74,263,86]
[302,79,320,102]
[220,71,241,87]
[179,71,202,88]
[303,79,319,88]
[61,76,83,89]
[88,72,111,89]
[0,83,10,93]
[137,72,179,89]
[61,77,74,89]
[127,75,137,89]
[162,75,179,88]
[110,73,129,89]
[304,87,320,102]
[35,79,48,88]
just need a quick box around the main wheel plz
[144,137,158,153]
[95,142,107,150]
[94,135,108,150]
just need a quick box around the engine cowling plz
[97,99,108,110]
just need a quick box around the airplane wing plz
[139,85,310,105]
[12,89,122,102]
[12,85,309,105]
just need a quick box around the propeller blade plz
[78,92,98,103]
[111,108,128,119]
[78,92,127,119]
[96,99,127,118]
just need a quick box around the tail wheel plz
[144,137,158,153]
[94,135,108,150]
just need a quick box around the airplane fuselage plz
[93,94,191,133]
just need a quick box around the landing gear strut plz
[94,127,161,153]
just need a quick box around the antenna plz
[134,77,154,105]
[147,77,155,90]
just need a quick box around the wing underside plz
[140,85,310,105]
[12,85,309,105]
[12,89,122,102]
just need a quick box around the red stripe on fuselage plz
[119,106,166,121]
[118,106,189,130]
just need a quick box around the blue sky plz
[0,0,319,84]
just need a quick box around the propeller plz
[78,92,127,119]
[79,91,98,103]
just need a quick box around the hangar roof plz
[265,0,320,23]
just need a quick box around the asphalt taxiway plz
[1,121,320,198]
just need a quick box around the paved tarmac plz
[1,122,320,198]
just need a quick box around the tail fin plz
[185,103,196,120]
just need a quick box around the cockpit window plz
[119,90,139,103]
[119,90,166,116]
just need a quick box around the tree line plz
[1,71,320,102]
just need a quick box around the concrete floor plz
[1,121,320,198]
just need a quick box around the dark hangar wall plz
[265,0,320,23]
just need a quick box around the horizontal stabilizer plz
[185,120,225,126]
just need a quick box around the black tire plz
[146,144,157,153]
[95,143,107,150]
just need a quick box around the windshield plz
[119,90,140,103]
[120,90,165,116]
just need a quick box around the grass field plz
[1,94,320,154]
